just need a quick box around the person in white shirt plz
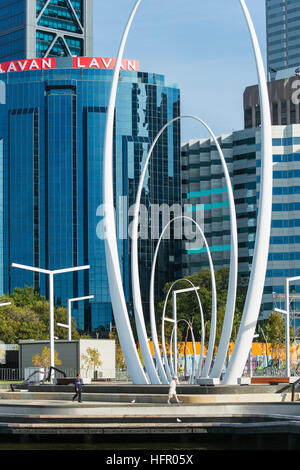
[167,376,182,404]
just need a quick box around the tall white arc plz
[132,115,238,382]
[150,215,217,379]
[102,0,148,384]
[169,319,197,384]
[223,0,273,384]
[160,278,205,383]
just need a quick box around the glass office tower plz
[0,60,181,333]
[182,125,300,334]
[266,0,300,80]
[0,0,93,62]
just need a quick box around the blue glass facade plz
[0,1,92,62]
[0,0,26,62]
[36,0,85,57]
[267,0,300,79]
[182,124,300,333]
[0,65,181,333]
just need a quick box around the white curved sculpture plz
[132,115,238,382]
[102,0,148,384]
[102,0,269,386]
[153,215,217,378]
[161,278,205,382]
[223,0,273,384]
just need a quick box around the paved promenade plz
[0,382,299,450]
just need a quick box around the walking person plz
[72,373,83,403]
[167,376,182,404]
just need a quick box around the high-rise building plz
[0,56,181,333]
[181,131,255,284]
[0,0,93,63]
[0,1,182,334]
[180,1,300,335]
[244,76,300,128]
[266,0,300,80]
[182,124,300,332]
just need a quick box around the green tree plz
[0,286,83,343]
[54,306,81,340]
[265,312,293,363]
[81,347,102,374]
[109,326,126,370]
[155,267,246,348]
[9,286,45,308]
[0,304,47,343]
[266,313,285,346]
[32,346,61,368]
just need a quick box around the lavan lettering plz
[0,58,55,73]
[0,57,139,74]
[75,57,139,71]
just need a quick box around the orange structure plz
[148,341,300,364]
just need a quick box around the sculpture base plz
[196,378,220,386]
[238,377,251,385]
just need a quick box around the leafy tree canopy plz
[81,347,102,371]
[0,286,82,344]
[155,267,247,346]
[32,346,61,368]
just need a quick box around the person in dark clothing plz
[72,373,83,403]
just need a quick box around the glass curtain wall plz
[0,68,181,334]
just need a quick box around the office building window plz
[272,102,279,125]
[290,99,297,124]
[281,100,287,124]
[255,105,261,127]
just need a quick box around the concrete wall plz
[19,340,79,373]
[79,339,115,379]
[19,339,115,379]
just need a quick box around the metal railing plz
[44,366,66,382]
[0,368,132,383]
[243,358,298,378]
[0,368,24,381]
[254,366,287,377]
[10,370,44,391]
[10,366,67,391]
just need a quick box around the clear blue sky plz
[93,0,266,142]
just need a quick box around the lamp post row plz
[273,275,300,378]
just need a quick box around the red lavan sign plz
[0,57,139,73]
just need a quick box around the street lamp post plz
[57,295,94,341]
[12,263,90,382]
[274,305,291,378]
[165,286,200,376]
[274,275,300,378]
[248,334,259,378]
